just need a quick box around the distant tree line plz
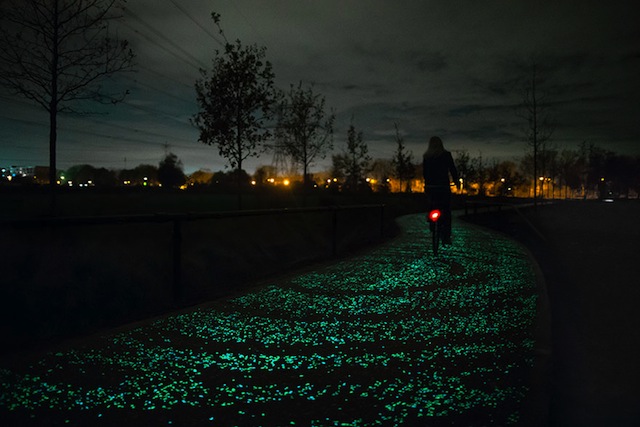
[5,140,635,201]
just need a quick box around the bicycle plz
[427,208,442,255]
[424,183,456,256]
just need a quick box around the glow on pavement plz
[0,214,538,426]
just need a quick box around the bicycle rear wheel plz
[431,221,439,255]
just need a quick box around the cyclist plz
[423,136,460,244]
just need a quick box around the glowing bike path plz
[0,214,544,426]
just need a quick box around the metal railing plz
[2,204,386,304]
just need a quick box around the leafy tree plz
[93,167,117,187]
[0,0,135,193]
[341,119,371,192]
[119,164,158,186]
[275,81,335,189]
[391,123,414,192]
[192,13,277,190]
[65,164,95,184]
[65,164,116,187]
[330,154,347,181]
[187,169,214,187]
[157,153,185,189]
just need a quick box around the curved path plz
[1,213,546,426]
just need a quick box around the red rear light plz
[429,209,441,222]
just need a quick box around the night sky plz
[1,0,638,174]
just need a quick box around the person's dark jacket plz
[423,151,459,191]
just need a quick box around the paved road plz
[0,213,546,426]
[465,200,640,427]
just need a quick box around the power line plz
[134,64,195,91]
[86,117,195,146]
[125,74,194,104]
[118,99,194,129]
[227,0,270,48]
[166,0,225,48]
[1,82,195,134]
[0,94,197,146]
[125,9,208,70]
[0,113,197,152]
[123,22,201,70]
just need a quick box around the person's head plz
[424,136,445,158]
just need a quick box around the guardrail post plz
[172,219,182,303]
[379,204,385,240]
[332,208,338,256]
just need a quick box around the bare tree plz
[471,151,487,196]
[341,118,371,192]
[453,149,471,194]
[517,62,554,208]
[557,148,582,198]
[0,0,135,195]
[391,122,414,192]
[275,81,334,190]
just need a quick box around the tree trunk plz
[49,106,58,215]
[49,0,60,216]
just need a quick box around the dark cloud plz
[1,0,638,174]
[412,52,448,73]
